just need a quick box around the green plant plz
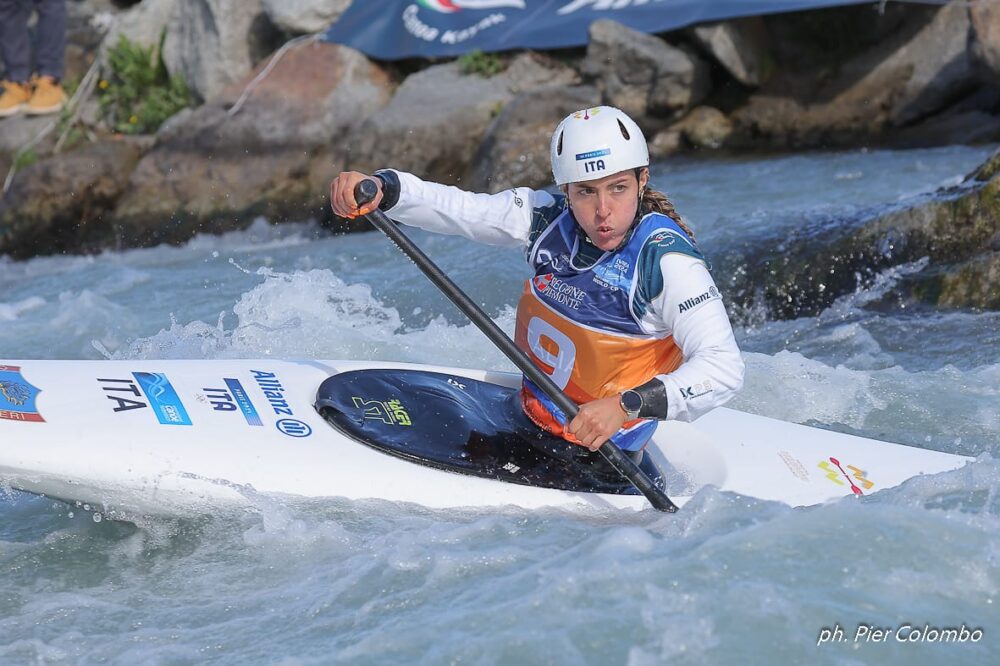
[13,148,38,171]
[457,49,506,77]
[98,32,191,135]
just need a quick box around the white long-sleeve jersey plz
[379,170,745,423]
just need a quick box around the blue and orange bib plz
[514,208,701,451]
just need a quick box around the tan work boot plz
[0,81,31,118]
[27,75,67,115]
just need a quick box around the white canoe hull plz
[0,359,969,516]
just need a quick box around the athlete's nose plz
[595,191,612,218]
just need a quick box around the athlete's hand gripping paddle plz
[354,179,679,513]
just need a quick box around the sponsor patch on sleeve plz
[677,286,721,314]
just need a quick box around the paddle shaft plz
[354,179,678,513]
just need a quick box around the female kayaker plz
[330,106,744,456]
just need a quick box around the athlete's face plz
[565,169,649,251]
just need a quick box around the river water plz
[1,145,997,664]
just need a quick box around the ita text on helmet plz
[550,106,650,186]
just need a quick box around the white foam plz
[0,296,45,321]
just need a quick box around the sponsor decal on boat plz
[200,378,263,426]
[276,418,312,438]
[778,451,810,482]
[818,457,873,495]
[352,396,413,426]
[0,365,44,422]
[251,370,313,437]
[97,373,192,425]
[251,370,294,416]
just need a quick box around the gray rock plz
[648,127,682,158]
[908,251,1000,311]
[112,42,393,244]
[162,0,271,102]
[888,110,1000,148]
[0,116,55,156]
[0,140,142,259]
[972,148,1000,182]
[583,19,710,120]
[261,0,350,35]
[723,151,1000,318]
[731,2,978,148]
[101,0,177,52]
[878,1,977,126]
[971,0,1000,84]
[673,106,733,149]
[352,53,579,184]
[691,17,772,87]
[467,85,600,193]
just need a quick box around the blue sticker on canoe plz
[0,365,44,422]
[133,372,192,426]
[225,378,263,426]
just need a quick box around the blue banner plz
[323,0,869,61]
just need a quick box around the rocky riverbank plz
[0,0,998,315]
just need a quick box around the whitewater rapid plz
[1,145,996,664]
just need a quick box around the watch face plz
[622,390,643,413]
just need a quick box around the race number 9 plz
[526,317,576,389]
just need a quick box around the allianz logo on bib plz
[533,273,585,309]
[678,286,720,314]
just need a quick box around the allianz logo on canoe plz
[88,370,313,438]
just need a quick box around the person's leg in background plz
[0,0,34,117]
[27,0,67,114]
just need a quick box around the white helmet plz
[550,106,649,186]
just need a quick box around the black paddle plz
[353,178,679,513]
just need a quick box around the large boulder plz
[723,148,1000,318]
[112,41,393,247]
[0,140,143,260]
[350,53,578,184]
[162,0,280,102]
[0,116,53,157]
[875,1,977,126]
[971,0,1000,84]
[582,19,710,121]
[101,0,177,51]
[732,2,979,148]
[467,85,601,193]
[691,17,772,87]
[261,0,351,35]
[909,252,1000,310]
[672,106,733,149]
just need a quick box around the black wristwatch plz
[619,389,643,420]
